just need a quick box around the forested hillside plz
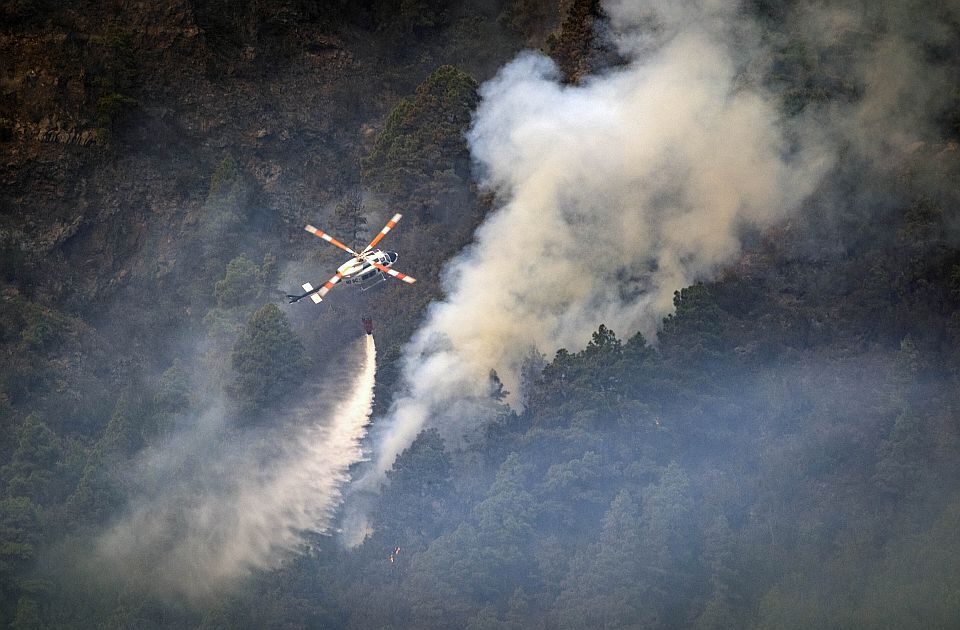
[2,0,960,628]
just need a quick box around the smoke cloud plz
[793,0,959,167]
[91,335,377,599]
[351,0,833,504]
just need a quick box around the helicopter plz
[287,213,416,304]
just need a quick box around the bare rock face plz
[2,0,533,314]
[1,0,372,306]
[29,115,103,146]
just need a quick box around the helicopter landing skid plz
[360,273,388,291]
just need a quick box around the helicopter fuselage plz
[338,250,399,285]
[289,213,415,305]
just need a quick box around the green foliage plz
[550,462,696,628]
[229,304,308,411]
[854,500,960,629]
[153,359,191,414]
[95,92,138,128]
[208,154,245,203]
[526,325,657,423]
[0,497,39,587]
[659,283,724,365]
[948,263,960,301]
[542,451,603,501]
[3,299,74,354]
[0,395,14,460]
[404,452,537,613]
[0,495,41,629]
[941,88,960,140]
[12,596,40,630]
[200,155,249,260]
[898,196,944,249]
[488,369,508,402]
[874,411,925,497]
[498,0,553,41]
[173,155,254,306]
[18,319,62,351]
[641,463,695,568]
[362,65,479,211]
[374,428,453,549]
[554,488,649,629]
[547,0,602,84]
[205,252,277,346]
[475,454,536,549]
[5,4,960,627]
[0,237,31,285]
[100,391,141,459]
[693,516,739,630]
[64,453,122,527]
[3,415,60,504]
[87,27,138,128]
[0,297,112,438]
[769,35,855,116]
[215,254,262,308]
[331,195,368,247]
[371,0,447,47]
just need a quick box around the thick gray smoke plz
[788,0,959,171]
[347,0,959,542]
[802,0,960,228]
[351,1,832,502]
[91,335,377,599]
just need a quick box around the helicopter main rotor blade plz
[291,269,346,305]
[365,259,416,284]
[305,225,361,257]
[361,213,402,254]
[316,270,346,299]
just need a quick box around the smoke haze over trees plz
[2,0,960,628]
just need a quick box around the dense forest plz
[2,0,960,628]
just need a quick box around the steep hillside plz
[3,0,960,629]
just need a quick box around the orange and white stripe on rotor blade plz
[364,213,402,252]
[299,281,323,304]
[317,272,344,298]
[304,225,359,255]
[368,260,416,284]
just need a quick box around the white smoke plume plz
[789,0,960,167]
[92,335,377,599]
[348,0,833,504]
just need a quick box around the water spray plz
[92,334,378,598]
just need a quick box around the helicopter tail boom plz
[287,282,323,304]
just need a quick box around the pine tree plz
[331,195,368,248]
[3,416,59,504]
[874,412,924,497]
[230,304,309,412]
